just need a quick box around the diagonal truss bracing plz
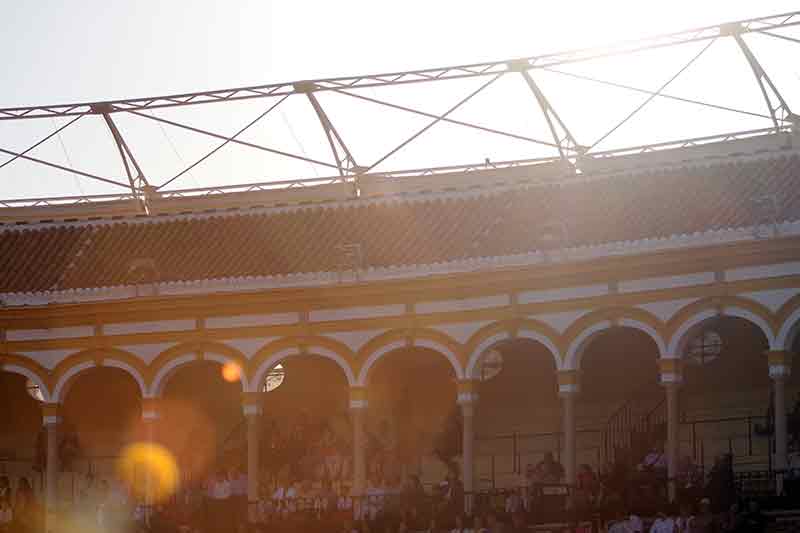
[0,10,798,211]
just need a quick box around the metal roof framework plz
[0,11,798,213]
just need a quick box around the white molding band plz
[349,399,368,410]
[769,364,791,378]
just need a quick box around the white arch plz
[465,329,561,378]
[356,338,464,387]
[667,307,776,356]
[1,364,52,403]
[102,359,148,398]
[52,360,96,402]
[617,318,668,357]
[777,307,800,350]
[564,320,612,371]
[149,353,198,397]
[723,307,777,349]
[250,347,356,391]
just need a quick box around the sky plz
[0,1,798,201]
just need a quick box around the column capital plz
[766,350,792,378]
[557,369,580,395]
[141,397,161,421]
[658,357,683,385]
[457,380,479,405]
[242,392,263,416]
[349,387,368,410]
[41,402,61,426]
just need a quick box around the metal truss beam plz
[726,24,797,129]
[0,11,796,120]
[296,83,361,178]
[513,63,584,161]
[96,105,151,213]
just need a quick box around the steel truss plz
[0,10,798,211]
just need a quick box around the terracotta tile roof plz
[2,152,799,294]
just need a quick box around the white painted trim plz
[149,353,199,397]
[769,364,791,378]
[349,399,368,410]
[101,359,147,398]
[250,346,356,390]
[356,340,405,387]
[414,338,465,381]
[618,318,667,357]
[558,384,580,394]
[52,360,97,402]
[242,404,263,416]
[564,320,612,371]
[1,364,51,402]
[723,306,777,349]
[776,307,800,350]
[466,332,511,380]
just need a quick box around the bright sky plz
[1,1,799,200]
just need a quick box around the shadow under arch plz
[356,328,464,387]
[666,296,778,356]
[562,307,667,371]
[464,319,561,379]
[50,347,148,403]
[248,336,356,391]
[148,340,248,397]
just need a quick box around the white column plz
[458,380,478,514]
[767,351,792,476]
[243,393,262,524]
[141,397,160,524]
[42,403,61,533]
[558,371,579,485]
[659,357,683,503]
[350,388,368,498]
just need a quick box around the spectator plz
[13,477,36,533]
[0,499,12,533]
[720,503,742,533]
[648,510,675,533]
[705,455,734,514]
[207,469,231,533]
[532,452,564,484]
[675,504,694,533]
[639,444,667,472]
[229,466,247,531]
[692,498,715,533]
[738,500,766,533]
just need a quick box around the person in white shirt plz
[208,470,231,533]
[628,513,644,533]
[649,512,675,533]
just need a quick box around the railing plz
[601,386,665,468]
[475,429,602,488]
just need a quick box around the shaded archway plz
[472,337,560,489]
[257,355,351,491]
[158,360,244,486]
[365,346,458,487]
[678,316,772,470]
[578,326,662,471]
[0,371,45,496]
[59,366,143,504]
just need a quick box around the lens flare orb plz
[221,361,242,383]
[117,442,179,502]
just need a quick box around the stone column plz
[42,403,61,533]
[658,358,683,502]
[141,397,160,524]
[458,380,478,514]
[557,370,579,485]
[242,393,262,524]
[350,388,368,498]
[767,351,792,475]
